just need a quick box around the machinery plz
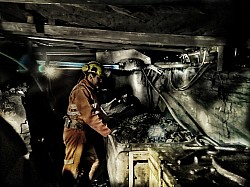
[100,49,250,187]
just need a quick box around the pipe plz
[212,157,249,186]
[35,52,95,56]
[182,143,210,151]
[154,62,191,69]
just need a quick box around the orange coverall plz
[62,79,111,183]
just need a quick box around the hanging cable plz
[142,66,220,146]
[145,69,154,108]
[0,51,28,71]
[170,63,216,91]
[170,49,213,91]
[141,68,189,131]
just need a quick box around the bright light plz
[43,65,60,79]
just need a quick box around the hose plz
[195,135,220,146]
[170,63,215,91]
[212,157,249,186]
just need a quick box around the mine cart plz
[106,113,250,187]
[105,113,192,187]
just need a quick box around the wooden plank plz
[2,22,250,49]
[149,163,159,187]
[129,151,148,187]
[1,22,227,47]
[35,51,95,56]
[44,24,227,47]
[31,37,187,52]
[129,152,134,187]
[1,22,37,33]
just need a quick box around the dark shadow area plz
[0,48,66,186]
[16,61,65,186]
[0,116,51,187]
[222,0,250,70]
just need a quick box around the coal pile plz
[112,113,193,144]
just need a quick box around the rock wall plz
[161,68,250,146]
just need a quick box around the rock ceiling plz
[0,0,249,65]
[0,1,235,35]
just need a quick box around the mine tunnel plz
[0,1,250,187]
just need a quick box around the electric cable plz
[142,66,220,146]
[170,63,215,91]
[145,69,153,108]
[0,51,28,71]
[141,68,189,131]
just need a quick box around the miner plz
[62,61,112,187]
